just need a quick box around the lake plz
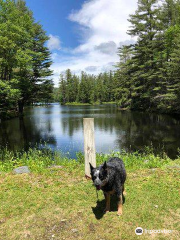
[0,103,180,159]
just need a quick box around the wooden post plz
[83,118,96,178]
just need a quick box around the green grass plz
[0,148,180,239]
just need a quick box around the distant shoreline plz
[64,101,116,106]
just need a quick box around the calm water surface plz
[0,103,180,158]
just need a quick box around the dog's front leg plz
[104,192,110,213]
[122,183,126,196]
[117,194,123,216]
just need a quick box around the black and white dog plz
[90,157,126,215]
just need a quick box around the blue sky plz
[26,0,137,86]
[26,0,84,49]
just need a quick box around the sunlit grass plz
[0,148,180,239]
[0,147,173,173]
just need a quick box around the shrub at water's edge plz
[0,147,178,173]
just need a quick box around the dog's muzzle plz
[95,185,101,191]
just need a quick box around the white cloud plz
[69,0,137,52]
[47,34,61,51]
[51,0,137,86]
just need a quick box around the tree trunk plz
[18,101,24,115]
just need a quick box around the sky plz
[26,0,137,86]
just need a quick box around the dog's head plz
[89,162,108,191]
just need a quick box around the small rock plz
[13,166,30,174]
[71,229,78,233]
[154,205,158,208]
[52,235,55,238]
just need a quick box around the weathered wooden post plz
[83,118,96,178]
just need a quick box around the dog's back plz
[100,157,126,194]
[107,157,126,184]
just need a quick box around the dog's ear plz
[102,161,107,170]
[89,162,94,173]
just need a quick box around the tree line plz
[55,69,117,104]
[57,0,180,114]
[2,0,180,118]
[0,0,53,119]
[115,0,180,113]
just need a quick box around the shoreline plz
[1,103,180,123]
[64,101,116,106]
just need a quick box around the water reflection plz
[0,104,180,158]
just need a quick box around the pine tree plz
[78,72,89,103]
[0,0,53,118]
[115,45,134,107]
[16,5,53,113]
[65,70,79,103]
[59,74,67,105]
[152,0,180,112]
[127,0,161,109]
[0,0,31,117]
[115,0,180,113]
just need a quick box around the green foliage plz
[0,148,75,173]
[57,70,117,105]
[115,0,180,113]
[0,146,173,173]
[0,0,53,119]
[53,87,60,102]
[0,79,20,118]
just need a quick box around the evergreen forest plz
[1,0,180,119]
[57,0,180,114]
[0,0,53,119]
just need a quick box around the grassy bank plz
[0,149,180,239]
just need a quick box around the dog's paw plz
[103,209,110,214]
[117,211,122,216]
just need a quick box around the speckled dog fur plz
[90,157,126,215]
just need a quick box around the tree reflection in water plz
[0,104,180,159]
